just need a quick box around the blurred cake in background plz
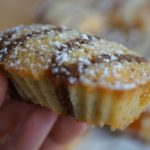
[37,0,150,58]
[103,0,150,58]
[36,0,116,34]
[108,0,150,31]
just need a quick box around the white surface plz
[74,128,150,150]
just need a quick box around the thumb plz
[0,72,8,107]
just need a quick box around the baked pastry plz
[128,109,150,142]
[102,0,150,57]
[109,0,150,31]
[36,0,107,34]
[0,24,150,129]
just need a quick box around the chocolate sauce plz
[50,55,80,115]
[54,83,74,115]
[68,39,88,48]
[114,54,147,63]
[56,34,101,53]
[0,30,17,62]
[57,36,93,52]
[50,53,147,84]
[91,54,147,64]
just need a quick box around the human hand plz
[0,72,87,150]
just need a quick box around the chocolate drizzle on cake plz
[0,26,67,62]
[64,35,98,49]
[92,54,147,64]
[113,54,146,63]
[49,53,147,84]
[50,55,81,115]
[0,31,17,62]
[55,34,100,52]
[54,82,74,115]
[65,38,90,49]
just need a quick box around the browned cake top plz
[0,24,150,90]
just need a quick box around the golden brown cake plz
[1,24,150,129]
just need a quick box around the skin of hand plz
[0,72,87,150]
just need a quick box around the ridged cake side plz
[7,70,150,129]
[69,83,150,129]
[8,71,63,113]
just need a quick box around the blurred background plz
[0,0,150,149]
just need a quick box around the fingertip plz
[0,71,8,107]
[50,116,88,144]
[13,107,58,150]
[60,116,88,133]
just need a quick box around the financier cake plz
[37,0,106,34]
[0,24,150,129]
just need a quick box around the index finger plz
[0,72,8,107]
